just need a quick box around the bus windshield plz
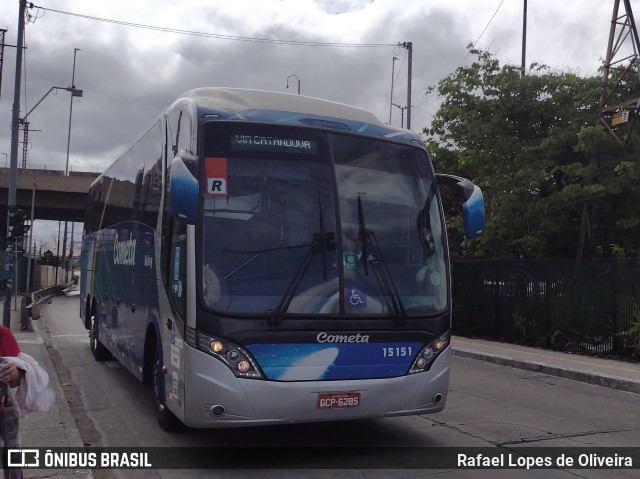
[200,123,447,317]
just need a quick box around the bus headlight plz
[408,331,450,374]
[210,340,224,353]
[196,332,263,379]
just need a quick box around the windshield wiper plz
[357,195,407,323]
[268,232,336,326]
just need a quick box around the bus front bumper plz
[182,346,451,428]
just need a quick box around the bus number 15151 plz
[382,346,413,358]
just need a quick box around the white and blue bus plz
[80,87,484,430]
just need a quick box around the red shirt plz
[0,326,20,357]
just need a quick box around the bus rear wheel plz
[152,347,180,432]
[90,315,111,361]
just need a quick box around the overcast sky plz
[0,0,622,244]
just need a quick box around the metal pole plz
[4,0,26,327]
[389,56,398,125]
[25,175,35,296]
[62,48,80,283]
[521,0,528,77]
[13,240,17,311]
[55,221,60,285]
[69,221,75,279]
[65,48,80,175]
[405,41,412,130]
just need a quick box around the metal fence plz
[452,259,640,358]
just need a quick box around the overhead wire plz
[31,4,396,48]
[411,0,506,136]
[26,2,504,137]
[457,0,506,69]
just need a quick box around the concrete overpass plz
[0,167,100,247]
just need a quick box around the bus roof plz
[177,87,423,146]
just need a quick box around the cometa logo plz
[113,233,136,266]
[317,332,370,343]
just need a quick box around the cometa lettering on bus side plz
[114,233,137,266]
[317,332,369,343]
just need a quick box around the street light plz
[21,86,83,123]
[62,47,81,284]
[65,48,81,176]
[392,103,409,129]
[390,56,398,125]
[286,74,301,95]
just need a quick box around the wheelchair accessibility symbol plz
[347,287,367,308]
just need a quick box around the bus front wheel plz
[152,347,180,432]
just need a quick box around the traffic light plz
[7,209,30,241]
[15,237,25,257]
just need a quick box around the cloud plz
[0,0,616,177]
[313,0,373,15]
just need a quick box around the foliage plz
[425,48,640,259]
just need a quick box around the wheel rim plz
[152,357,166,412]
[90,316,97,351]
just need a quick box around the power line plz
[415,0,506,134]
[31,4,396,48]
[457,0,506,69]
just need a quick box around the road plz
[36,294,640,479]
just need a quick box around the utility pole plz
[398,42,413,130]
[389,56,398,125]
[577,0,640,259]
[405,42,412,130]
[4,0,26,327]
[62,47,81,283]
[521,0,528,77]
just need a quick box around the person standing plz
[0,325,54,479]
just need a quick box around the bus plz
[79,87,484,430]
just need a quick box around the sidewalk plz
[452,336,640,394]
[6,297,92,479]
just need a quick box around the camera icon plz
[7,449,39,468]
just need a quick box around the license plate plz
[317,392,361,409]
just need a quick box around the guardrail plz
[26,282,75,320]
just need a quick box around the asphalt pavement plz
[4,294,640,478]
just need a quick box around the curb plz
[452,348,640,395]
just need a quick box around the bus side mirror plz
[436,173,485,239]
[169,155,199,225]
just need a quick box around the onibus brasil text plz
[12,450,152,469]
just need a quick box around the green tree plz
[425,48,640,259]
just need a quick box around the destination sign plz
[230,134,318,154]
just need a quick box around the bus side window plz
[161,188,185,317]
[164,216,187,318]
[160,118,187,318]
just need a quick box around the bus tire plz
[152,346,180,432]
[90,314,111,362]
